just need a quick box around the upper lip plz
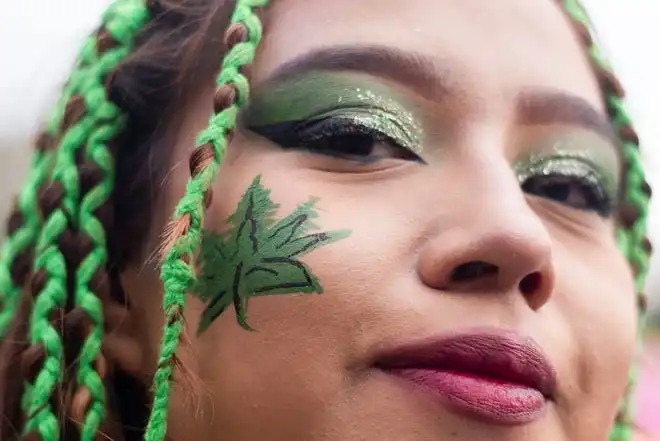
[373,329,557,398]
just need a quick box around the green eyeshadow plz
[243,71,425,155]
[515,136,619,201]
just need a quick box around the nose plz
[417,202,555,311]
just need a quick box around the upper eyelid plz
[305,111,422,151]
[515,155,618,199]
[242,71,423,128]
[282,114,404,145]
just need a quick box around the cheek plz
[183,164,428,434]
[555,240,637,404]
[195,166,427,359]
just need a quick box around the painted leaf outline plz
[260,199,318,255]
[244,256,323,296]
[199,256,321,333]
[198,288,231,334]
[195,175,351,333]
[195,230,233,301]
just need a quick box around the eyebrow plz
[258,45,619,144]
[257,45,454,99]
[516,90,618,144]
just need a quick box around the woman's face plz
[111,0,638,440]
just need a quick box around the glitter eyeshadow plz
[244,71,424,154]
[306,92,422,153]
[515,145,618,200]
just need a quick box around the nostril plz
[450,261,499,282]
[519,272,542,295]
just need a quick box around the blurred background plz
[0,0,658,431]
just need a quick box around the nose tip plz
[417,224,555,310]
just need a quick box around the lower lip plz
[386,368,548,425]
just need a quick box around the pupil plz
[522,179,570,202]
[334,134,374,156]
[544,183,570,201]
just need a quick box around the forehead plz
[252,0,603,111]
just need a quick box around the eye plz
[294,116,422,163]
[249,111,424,164]
[521,173,614,217]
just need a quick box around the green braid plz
[561,2,651,441]
[20,62,96,441]
[20,1,149,440]
[0,37,94,339]
[145,1,269,440]
[0,10,118,339]
[71,3,150,441]
[21,201,68,441]
[0,146,53,337]
[10,32,100,441]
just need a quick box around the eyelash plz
[251,117,615,217]
[249,115,423,164]
[520,169,615,217]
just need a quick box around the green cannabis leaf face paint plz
[194,175,351,334]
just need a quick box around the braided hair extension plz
[0,14,117,339]
[0,69,96,441]
[559,2,651,440]
[0,58,91,338]
[0,136,54,338]
[147,2,268,440]
[21,3,150,441]
[0,1,651,441]
[1,2,238,440]
[66,5,151,441]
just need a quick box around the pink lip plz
[374,329,557,425]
